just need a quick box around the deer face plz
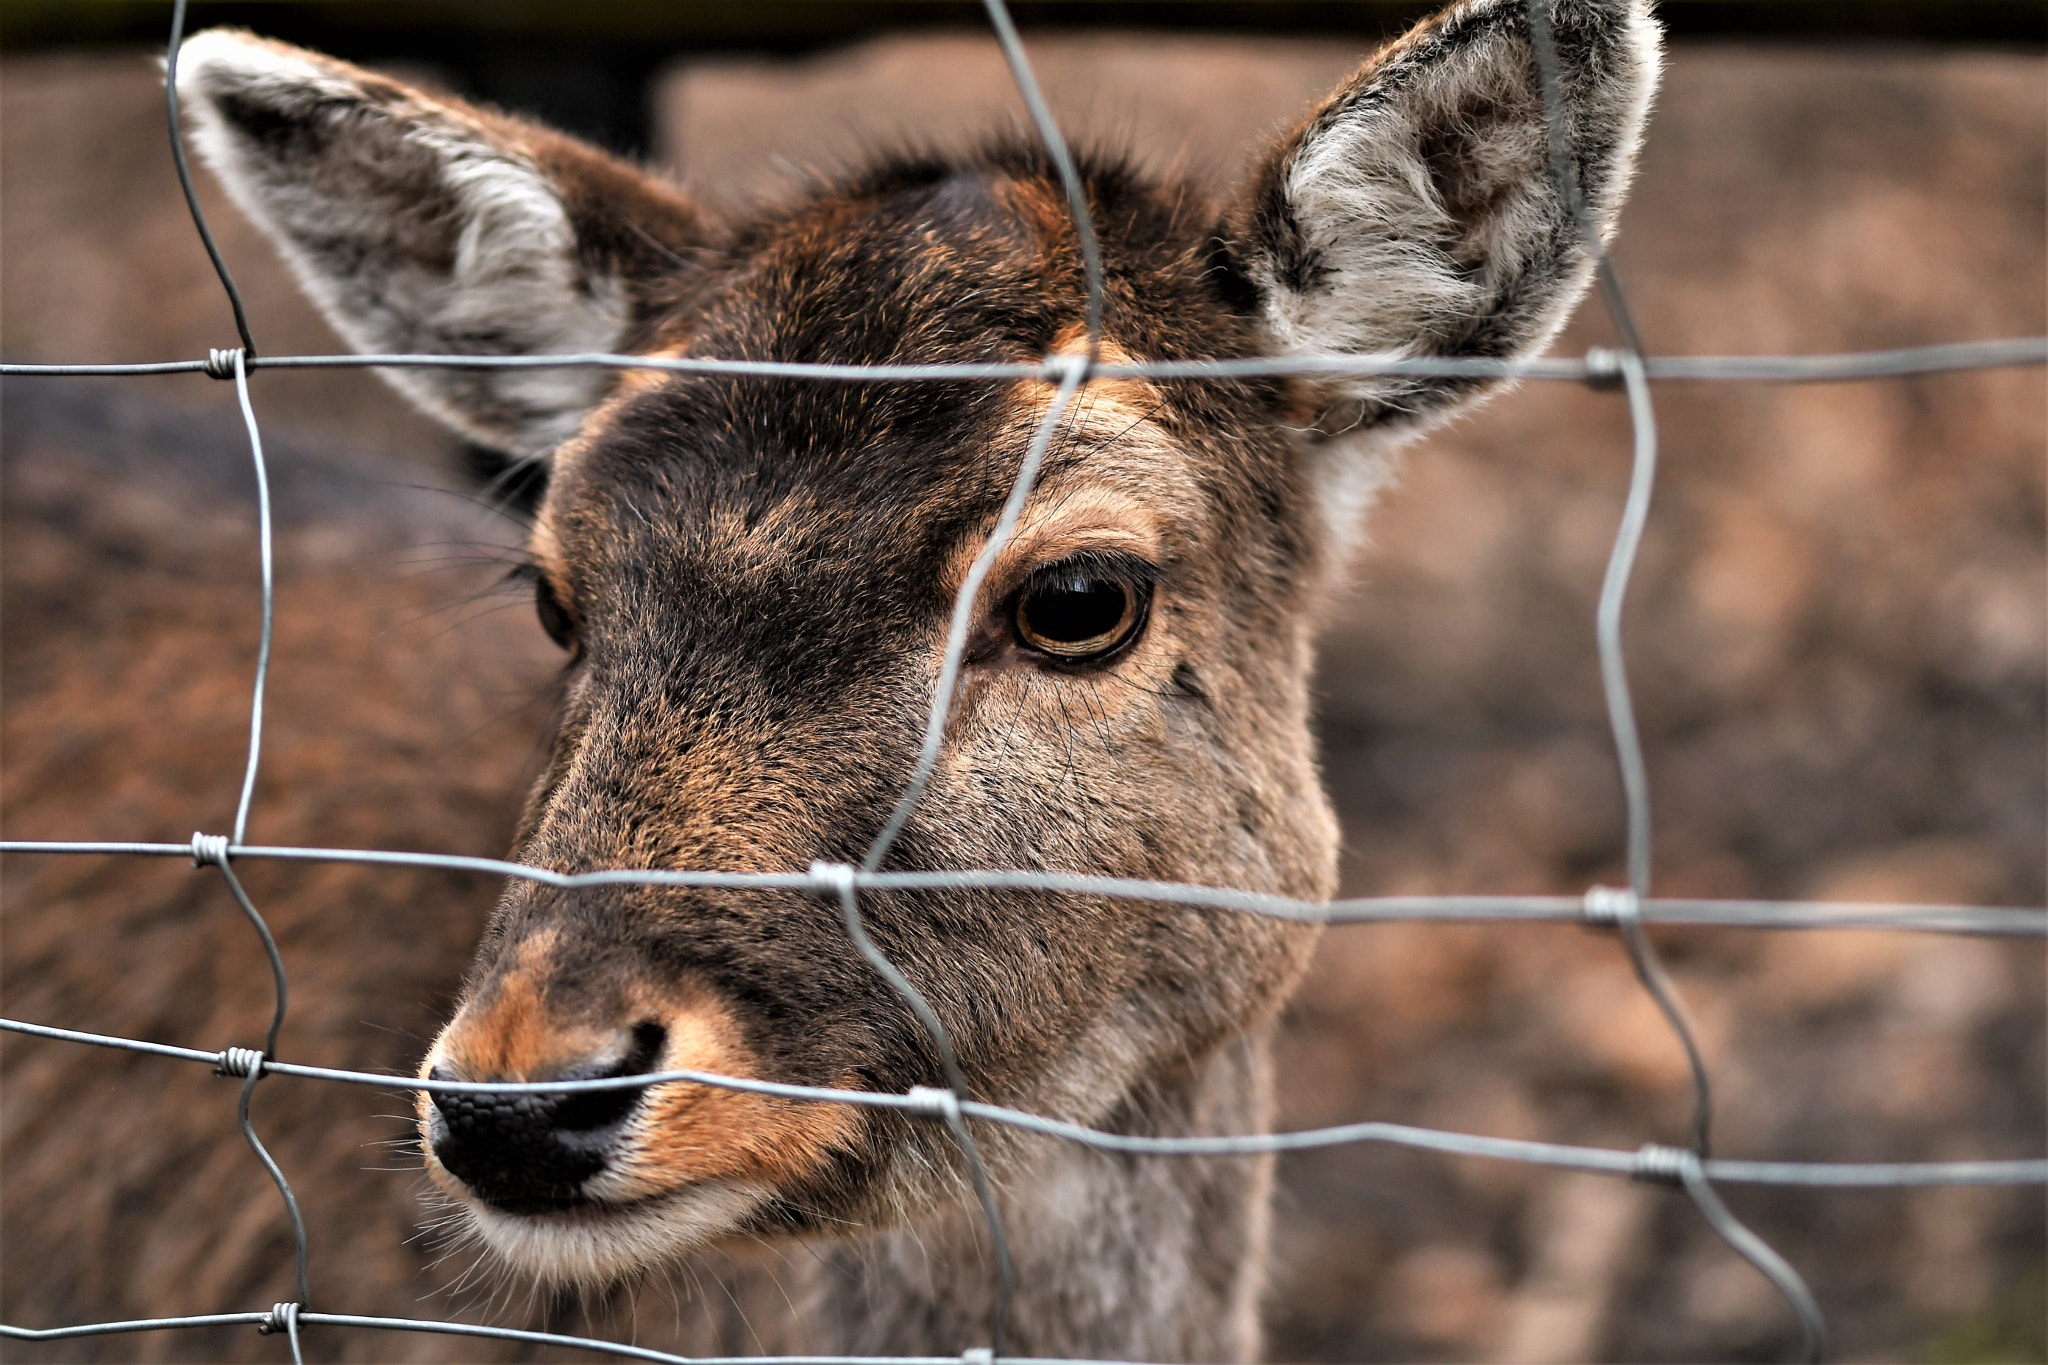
[421,180,1344,1279]
[178,0,1658,1288]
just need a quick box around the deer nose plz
[427,1022,667,1214]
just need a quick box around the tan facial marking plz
[614,342,691,397]
[426,929,569,1082]
[598,1004,862,1200]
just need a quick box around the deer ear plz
[175,30,708,459]
[1234,0,1659,440]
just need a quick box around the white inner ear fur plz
[1274,46,1544,362]
[1302,434,1406,574]
[176,31,629,458]
[1263,1,1660,568]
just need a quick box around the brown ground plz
[3,28,2043,1365]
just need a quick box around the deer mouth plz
[456,1181,719,1223]
[446,1172,774,1287]
[419,1088,831,1286]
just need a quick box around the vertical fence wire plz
[165,5,310,1326]
[226,347,274,848]
[1525,5,1822,1356]
[163,0,257,357]
[848,7,1114,1344]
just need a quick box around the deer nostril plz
[426,1021,668,1212]
[552,1021,667,1132]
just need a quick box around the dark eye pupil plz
[1023,577,1128,645]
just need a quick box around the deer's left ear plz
[1232,0,1660,443]
[175,30,711,459]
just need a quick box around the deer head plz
[176,0,1658,1299]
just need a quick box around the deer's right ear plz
[1229,0,1659,441]
[175,30,709,459]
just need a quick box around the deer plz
[13,1,1659,1358]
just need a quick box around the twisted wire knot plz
[1583,345,1627,390]
[190,831,231,868]
[907,1085,964,1123]
[1632,1142,1698,1187]
[1582,883,1641,928]
[1042,349,1094,384]
[256,1301,301,1336]
[962,1348,996,1365]
[202,347,246,381]
[808,860,858,900]
[215,1046,266,1079]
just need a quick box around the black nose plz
[429,1022,666,1214]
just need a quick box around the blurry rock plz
[1490,1173,1653,1364]
[1385,1243,1507,1346]
[655,33,1367,208]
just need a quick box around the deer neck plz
[680,1028,1278,1364]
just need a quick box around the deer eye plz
[533,576,576,650]
[1012,559,1152,662]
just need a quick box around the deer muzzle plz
[416,931,864,1283]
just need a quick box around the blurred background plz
[3,2,2043,1362]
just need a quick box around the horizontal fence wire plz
[4,1015,2044,1185]
[3,335,2044,383]
[3,842,2042,936]
[1,0,2044,1361]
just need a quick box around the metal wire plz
[0,1309,1119,1365]
[259,1302,306,1365]
[164,0,257,356]
[0,2,2043,1362]
[856,7,1105,1326]
[981,0,1107,350]
[861,353,1090,874]
[6,843,2040,934]
[1587,349,1721,1160]
[1527,4,1825,1345]
[7,1015,2044,1185]
[198,847,310,1312]
[222,349,274,846]
[193,848,288,1059]
[816,865,1018,1358]
[1673,1154,1829,1364]
[234,1066,312,1317]
[3,336,2043,383]
[1524,0,1649,358]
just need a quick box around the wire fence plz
[1,1,2044,1362]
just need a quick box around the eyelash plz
[507,563,577,652]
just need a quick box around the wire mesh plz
[0,1,2044,1362]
